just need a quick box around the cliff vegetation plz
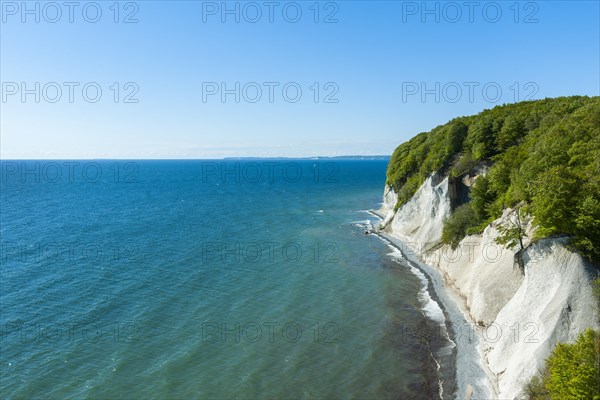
[386,96,600,261]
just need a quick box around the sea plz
[0,159,451,399]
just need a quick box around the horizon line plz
[0,155,392,161]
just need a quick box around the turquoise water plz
[1,160,443,399]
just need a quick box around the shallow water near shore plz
[1,159,449,399]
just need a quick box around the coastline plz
[369,210,498,400]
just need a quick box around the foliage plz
[524,374,550,400]
[495,208,529,273]
[470,175,494,223]
[449,149,476,178]
[573,196,600,261]
[441,204,474,249]
[525,329,600,400]
[545,329,600,399]
[386,96,600,261]
[387,120,468,206]
[495,208,528,251]
[594,278,600,325]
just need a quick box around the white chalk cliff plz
[380,174,599,399]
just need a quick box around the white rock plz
[384,172,599,399]
[389,173,451,251]
[379,184,398,227]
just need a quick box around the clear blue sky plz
[1,0,599,158]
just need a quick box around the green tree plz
[445,121,468,156]
[525,374,550,400]
[450,150,475,178]
[385,96,600,260]
[526,329,600,400]
[572,194,600,260]
[545,329,600,400]
[532,166,580,237]
[495,208,528,251]
[468,117,494,160]
[495,208,529,273]
[496,114,525,151]
[442,204,475,249]
[470,175,494,223]
[593,278,600,326]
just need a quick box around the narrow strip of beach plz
[369,210,498,400]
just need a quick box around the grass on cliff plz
[386,96,600,261]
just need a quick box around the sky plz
[1,0,599,159]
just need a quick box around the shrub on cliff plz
[525,328,600,400]
[441,204,474,249]
[524,374,550,400]
[546,328,600,399]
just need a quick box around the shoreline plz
[368,210,498,400]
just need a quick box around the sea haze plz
[1,159,445,399]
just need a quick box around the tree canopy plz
[525,328,600,400]
[387,96,600,261]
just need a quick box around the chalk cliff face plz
[387,174,451,252]
[380,185,398,227]
[380,176,599,400]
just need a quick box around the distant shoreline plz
[0,156,392,161]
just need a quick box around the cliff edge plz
[379,180,599,399]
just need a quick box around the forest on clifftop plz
[386,96,600,261]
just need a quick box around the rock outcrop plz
[380,175,599,399]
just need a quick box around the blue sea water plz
[1,160,445,399]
